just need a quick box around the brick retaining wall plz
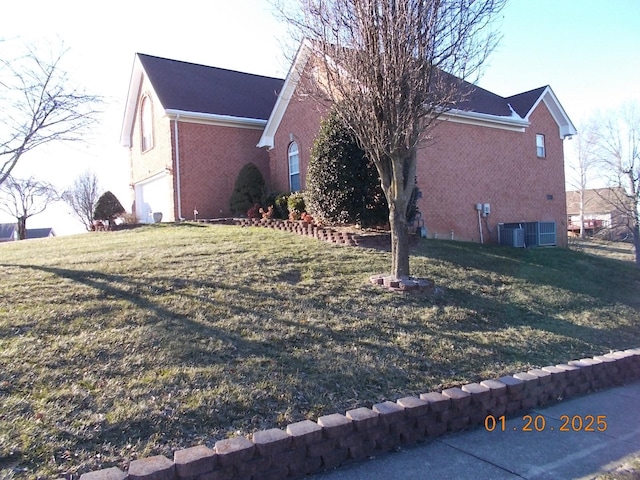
[232,218,399,250]
[79,348,640,480]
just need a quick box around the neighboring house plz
[566,187,633,240]
[0,223,18,242]
[0,224,55,242]
[122,47,576,246]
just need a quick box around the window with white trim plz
[536,134,545,158]
[288,142,300,191]
[141,96,154,152]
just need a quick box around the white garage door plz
[134,173,173,223]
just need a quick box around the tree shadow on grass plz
[409,239,640,310]
[2,255,639,477]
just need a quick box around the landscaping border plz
[233,218,391,249]
[78,348,640,480]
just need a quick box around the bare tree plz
[0,40,101,186]
[566,121,600,238]
[280,0,505,280]
[0,176,59,240]
[61,169,101,230]
[593,103,640,266]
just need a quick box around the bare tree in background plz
[62,169,101,230]
[280,0,505,280]
[593,103,640,266]
[566,121,599,238]
[0,40,101,186]
[0,176,59,240]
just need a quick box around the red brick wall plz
[269,89,568,247]
[418,103,568,246]
[129,76,271,221]
[267,75,329,194]
[175,121,270,219]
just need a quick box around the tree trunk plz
[386,150,416,280]
[579,189,585,239]
[17,216,27,240]
[389,202,410,279]
[633,224,640,267]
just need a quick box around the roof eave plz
[441,109,530,132]
[258,40,313,149]
[525,86,577,139]
[120,55,146,148]
[165,110,267,129]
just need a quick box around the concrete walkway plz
[313,381,640,479]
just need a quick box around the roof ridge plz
[136,53,285,81]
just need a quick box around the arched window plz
[288,142,300,191]
[141,96,154,152]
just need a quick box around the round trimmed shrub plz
[229,163,266,215]
[306,110,388,226]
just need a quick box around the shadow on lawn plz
[3,259,637,374]
[409,239,640,310]
[2,255,640,477]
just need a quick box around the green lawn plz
[1,224,638,478]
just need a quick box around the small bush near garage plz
[229,162,266,215]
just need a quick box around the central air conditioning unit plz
[498,224,525,247]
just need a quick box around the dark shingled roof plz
[506,86,548,118]
[26,228,55,239]
[0,223,16,241]
[436,70,542,118]
[455,82,514,117]
[138,53,285,120]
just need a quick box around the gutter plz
[165,109,267,129]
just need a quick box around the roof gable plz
[121,54,284,146]
[0,223,16,241]
[258,42,577,148]
[138,54,284,119]
[507,86,577,138]
[26,228,55,239]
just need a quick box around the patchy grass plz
[0,224,639,479]
[568,237,636,264]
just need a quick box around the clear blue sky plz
[1,0,638,233]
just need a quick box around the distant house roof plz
[121,54,285,146]
[0,224,55,241]
[26,228,55,239]
[566,187,631,216]
[0,223,16,242]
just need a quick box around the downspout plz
[174,114,183,221]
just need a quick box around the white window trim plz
[288,142,300,191]
[536,134,546,158]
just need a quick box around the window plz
[288,142,300,191]
[536,134,545,158]
[141,96,154,152]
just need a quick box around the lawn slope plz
[0,224,638,478]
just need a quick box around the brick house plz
[122,49,576,245]
[121,54,283,222]
[566,187,634,240]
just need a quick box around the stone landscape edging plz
[233,218,387,249]
[78,348,640,480]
